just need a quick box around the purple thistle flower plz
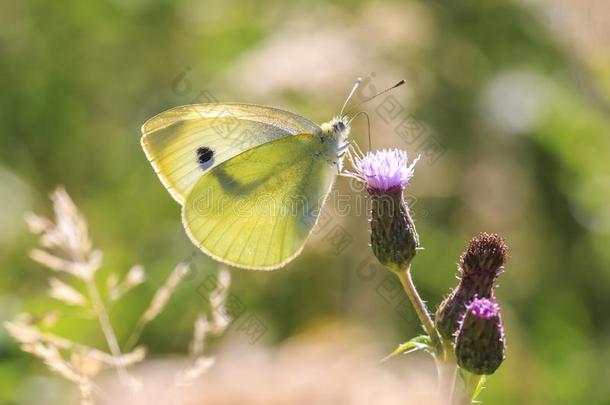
[435,233,508,341]
[348,149,420,272]
[350,149,420,194]
[465,296,500,320]
[455,297,506,375]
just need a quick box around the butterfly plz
[141,78,404,270]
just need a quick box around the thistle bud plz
[347,149,420,272]
[460,232,508,277]
[436,233,508,341]
[369,188,419,271]
[455,297,506,375]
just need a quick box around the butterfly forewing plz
[141,103,320,204]
[182,134,336,270]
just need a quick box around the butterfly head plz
[320,116,351,141]
[319,116,351,169]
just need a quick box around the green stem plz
[395,266,442,353]
[395,266,467,404]
[436,358,458,405]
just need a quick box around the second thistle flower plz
[435,233,508,341]
[455,297,506,375]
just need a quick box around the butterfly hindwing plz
[182,133,336,270]
[141,103,320,204]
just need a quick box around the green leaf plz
[382,335,433,362]
[470,375,486,403]
[460,370,487,404]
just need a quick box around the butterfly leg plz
[334,140,357,174]
[334,141,369,179]
[335,144,361,179]
[337,142,351,154]
[346,142,366,167]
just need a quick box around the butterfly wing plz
[182,133,336,270]
[141,103,320,204]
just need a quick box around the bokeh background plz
[2,0,610,403]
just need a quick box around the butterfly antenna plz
[340,77,363,116]
[348,111,372,151]
[345,79,406,116]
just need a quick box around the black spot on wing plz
[196,147,215,170]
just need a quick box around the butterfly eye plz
[196,146,214,170]
[332,121,346,133]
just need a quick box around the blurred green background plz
[2,0,610,403]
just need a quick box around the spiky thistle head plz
[455,297,506,375]
[460,232,508,276]
[348,149,420,271]
[435,233,509,341]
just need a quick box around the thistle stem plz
[396,266,442,352]
[396,266,462,404]
[436,355,459,405]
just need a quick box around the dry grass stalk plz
[176,266,232,386]
[204,266,232,335]
[5,316,146,368]
[108,265,146,302]
[189,314,209,357]
[8,186,232,403]
[125,263,188,351]
[7,187,147,402]
[48,277,87,306]
[27,188,132,384]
